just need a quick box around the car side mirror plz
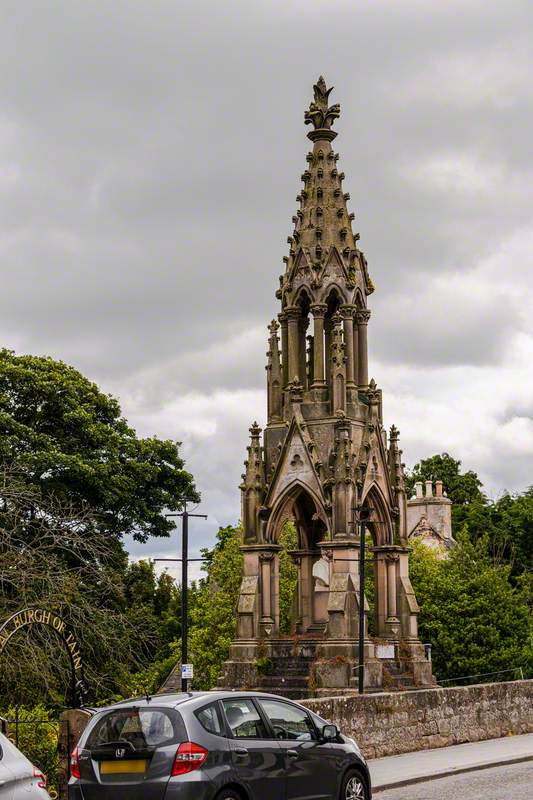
[321,724,339,741]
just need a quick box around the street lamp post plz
[155,501,207,692]
[341,504,373,694]
[357,507,371,695]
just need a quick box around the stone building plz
[219,77,433,695]
[407,480,455,556]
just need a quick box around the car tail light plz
[70,747,81,780]
[171,742,208,776]
[33,766,47,789]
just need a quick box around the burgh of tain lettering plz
[0,608,87,702]
[219,77,433,695]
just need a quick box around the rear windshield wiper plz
[90,741,136,752]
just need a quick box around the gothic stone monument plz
[219,77,434,696]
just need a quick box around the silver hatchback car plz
[0,731,50,799]
[69,691,371,800]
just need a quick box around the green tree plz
[0,349,197,542]
[188,526,244,689]
[490,489,533,580]
[0,469,189,706]
[409,536,533,683]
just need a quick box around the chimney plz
[425,480,433,498]
[435,480,443,498]
[415,481,423,499]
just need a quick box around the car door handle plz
[234,747,248,756]
[286,750,299,759]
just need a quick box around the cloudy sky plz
[1,0,532,577]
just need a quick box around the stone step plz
[268,658,314,669]
[381,659,403,674]
[258,676,309,688]
[269,665,313,676]
[257,686,311,700]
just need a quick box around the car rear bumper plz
[68,776,216,800]
[164,782,215,799]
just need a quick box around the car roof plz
[89,691,309,714]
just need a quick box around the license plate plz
[100,760,147,775]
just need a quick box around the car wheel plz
[341,769,369,800]
[215,790,242,800]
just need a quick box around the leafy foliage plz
[188,526,244,690]
[0,349,197,542]
[407,452,533,582]
[0,467,189,706]
[0,706,59,793]
[406,452,533,683]
[410,536,533,682]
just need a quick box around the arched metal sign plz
[0,608,89,707]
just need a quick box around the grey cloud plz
[1,0,533,560]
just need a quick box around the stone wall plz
[302,680,533,759]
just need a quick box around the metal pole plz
[181,507,189,693]
[358,516,366,695]
[163,503,207,693]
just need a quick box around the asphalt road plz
[374,762,532,799]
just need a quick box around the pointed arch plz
[362,481,394,546]
[323,284,345,312]
[294,285,312,310]
[266,478,328,545]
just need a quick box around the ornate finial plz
[390,424,400,442]
[268,319,279,336]
[305,76,340,141]
[249,421,262,438]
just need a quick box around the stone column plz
[353,318,359,386]
[293,555,303,632]
[386,554,399,622]
[356,309,371,388]
[374,550,388,636]
[311,303,327,386]
[299,316,309,389]
[290,550,314,633]
[286,307,300,383]
[260,553,274,623]
[279,312,288,387]
[340,305,356,387]
[324,318,332,388]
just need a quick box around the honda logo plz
[115,748,126,759]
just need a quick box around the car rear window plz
[196,703,224,736]
[86,707,184,750]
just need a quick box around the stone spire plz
[240,421,266,543]
[266,319,282,422]
[241,422,265,492]
[279,76,373,299]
